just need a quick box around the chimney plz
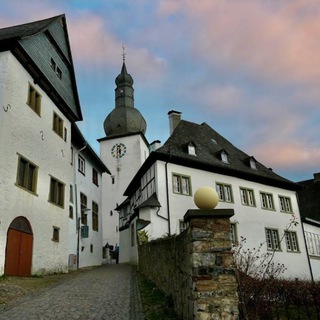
[149,140,162,152]
[168,110,181,135]
[314,172,320,182]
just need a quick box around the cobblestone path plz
[0,264,144,320]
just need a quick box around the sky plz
[1,0,319,182]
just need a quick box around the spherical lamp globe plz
[194,186,219,209]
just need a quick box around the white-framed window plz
[265,228,281,251]
[305,231,320,256]
[260,192,274,210]
[240,188,255,206]
[78,155,85,175]
[285,231,299,252]
[221,151,229,163]
[172,174,191,195]
[216,183,233,202]
[279,196,292,213]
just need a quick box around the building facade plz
[0,15,108,275]
[118,113,312,279]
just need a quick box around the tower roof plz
[104,61,146,137]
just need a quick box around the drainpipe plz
[165,162,171,236]
[74,143,87,269]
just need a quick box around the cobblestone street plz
[0,264,144,320]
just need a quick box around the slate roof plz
[124,120,299,196]
[297,178,320,223]
[0,16,58,41]
[0,15,82,122]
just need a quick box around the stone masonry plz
[138,209,239,320]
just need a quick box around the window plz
[78,155,85,175]
[92,201,99,231]
[260,192,274,210]
[221,151,228,163]
[279,196,292,213]
[250,158,257,170]
[80,192,88,225]
[16,155,38,193]
[285,231,299,252]
[265,228,281,251]
[172,174,191,195]
[305,231,320,256]
[216,183,233,202]
[240,188,255,206]
[69,185,73,203]
[49,177,65,207]
[111,175,115,184]
[52,226,60,242]
[179,220,188,233]
[50,58,56,70]
[53,112,63,138]
[90,244,93,253]
[187,142,196,156]
[92,168,98,186]
[71,147,74,165]
[27,83,41,115]
[69,205,74,219]
[230,223,238,246]
[56,67,62,79]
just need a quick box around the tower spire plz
[122,45,126,63]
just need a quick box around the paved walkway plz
[0,264,144,320]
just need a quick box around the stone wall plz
[138,209,239,320]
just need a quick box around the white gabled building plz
[118,112,312,280]
[0,15,110,275]
[68,124,110,270]
[0,15,83,275]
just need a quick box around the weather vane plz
[122,45,126,62]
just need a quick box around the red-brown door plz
[5,217,33,276]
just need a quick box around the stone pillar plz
[184,209,239,320]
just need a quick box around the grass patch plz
[138,272,179,320]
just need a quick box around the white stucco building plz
[0,15,109,275]
[117,112,312,280]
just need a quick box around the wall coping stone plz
[184,209,234,222]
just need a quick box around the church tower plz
[99,57,149,257]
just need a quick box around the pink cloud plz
[159,0,320,86]
[251,141,320,170]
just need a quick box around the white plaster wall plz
[100,134,149,250]
[138,160,311,279]
[69,146,104,268]
[0,52,71,274]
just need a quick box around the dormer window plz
[221,150,228,163]
[250,158,257,170]
[188,142,196,156]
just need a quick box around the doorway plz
[5,217,33,276]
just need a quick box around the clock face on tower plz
[111,143,127,158]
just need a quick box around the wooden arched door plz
[5,217,33,276]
